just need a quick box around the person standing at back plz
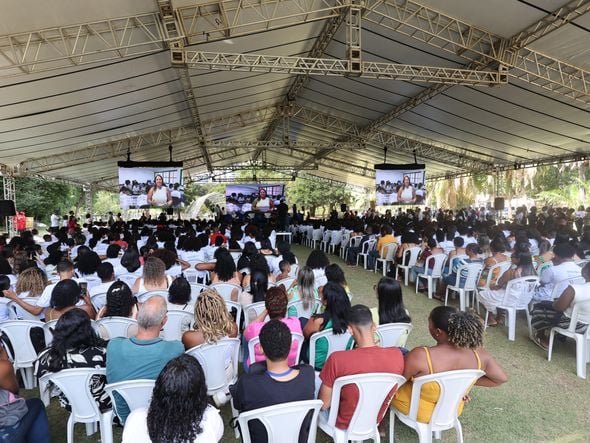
[106,296,184,423]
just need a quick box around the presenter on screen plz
[397,175,416,204]
[252,188,274,213]
[147,174,173,207]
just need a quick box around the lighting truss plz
[180,50,507,85]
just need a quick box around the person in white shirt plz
[89,263,117,309]
[533,243,581,302]
[50,211,60,232]
[122,354,223,443]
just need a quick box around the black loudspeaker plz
[0,200,16,217]
[166,207,174,215]
[340,204,347,212]
[494,197,505,211]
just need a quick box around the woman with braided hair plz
[392,306,507,423]
[96,281,138,320]
[182,288,238,349]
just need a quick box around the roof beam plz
[362,0,590,104]
[0,13,165,76]
[255,11,347,158]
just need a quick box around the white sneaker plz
[212,391,230,407]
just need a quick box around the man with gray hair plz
[106,296,184,422]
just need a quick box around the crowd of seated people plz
[1,203,589,439]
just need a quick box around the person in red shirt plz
[318,304,404,430]
[209,225,227,246]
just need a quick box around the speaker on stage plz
[0,200,16,217]
[340,204,347,212]
[166,207,174,216]
[494,197,505,211]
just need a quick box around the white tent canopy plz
[1,0,589,190]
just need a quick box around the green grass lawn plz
[31,244,590,442]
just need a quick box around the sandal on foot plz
[432,294,445,302]
[532,335,549,351]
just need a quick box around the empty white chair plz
[189,283,208,303]
[238,399,323,443]
[243,301,267,327]
[247,332,304,369]
[39,368,111,443]
[547,299,590,379]
[320,230,332,252]
[482,276,538,341]
[357,239,377,269]
[95,317,138,339]
[396,246,421,286]
[210,283,241,302]
[415,254,448,299]
[339,232,351,259]
[0,320,44,389]
[390,369,484,443]
[319,372,406,443]
[136,290,169,303]
[185,337,240,396]
[309,328,353,371]
[444,263,484,312]
[328,231,343,255]
[161,310,193,341]
[375,242,398,276]
[376,323,413,348]
[102,379,155,443]
[310,229,323,249]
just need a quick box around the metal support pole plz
[3,174,16,237]
[347,0,362,74]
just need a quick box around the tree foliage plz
[286,177,352,216]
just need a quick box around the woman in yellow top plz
[392,306,507,423]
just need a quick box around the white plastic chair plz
[90,293,107,311]
[475,261,511,313]
[390,369,485,443]
[238,399,323,443]
[483,276,538,341]
[117,274,138,288]
[375,242,398,276]
[189,283,208,303]
[210,283,242,302]
[288,263,299,278]
[287,299,321,319]
[185,337,240,396]
[136,290,169,303]
[376,323,413,348]
[343,236,361,262]
[444,263,484,311]
[183,268,200,283]
[320,230,332,252]
[276,276,296,290]
[161,310,194,341]
[396,246,421,286]
[415,254,448,299]
[328,231,343,255]
[0,320,44,389]
[547,299,590,379]
[310,229,323,249]
[95,317,138,339]
[318,372,406,443]
[247,332,304,368]
[243,301,268,327]
[43,320,59,347]
[550,276,585,300]
[102,379,155,443]
[39,368,110,443]
[339,232,351,259]
[7,297,43,320]
[357,239,377,269]
[444,254,468,278]
[309,328,353,371]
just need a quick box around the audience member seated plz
[166,275,193,312]
[435,243,483,300]
[532,243,580,303]
[232,320,315,442]
[75,249,101,279]
[106,296,184,423]
[244,286,302,368]
[0,348,50,443]
[392,306,508,423]
[182,288,238,350]
[371,277,411,346]
[150,248,189,277]
[345,225,374,266]
[287,266,318,318]
[240,269,268,307]
[1,267,47,320]
[530,262,590,350]
[368,224,397,270]
[478,249,537,326]
[119,246,142,276]
[410,237,442,288]
[478,238,510,287]
[131,257,173,295]
[36,309,110,412]
[45,279,96,322]
[122,355,223,443]
[306,249,330,286]
[95,281,138,338]
[276,259,291,281]
[303,282,352,371]
[237,241,258,271]
[211,249,242,301]
[89,262,117,300]
[241,254,275,291]
[318,304,404,430]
